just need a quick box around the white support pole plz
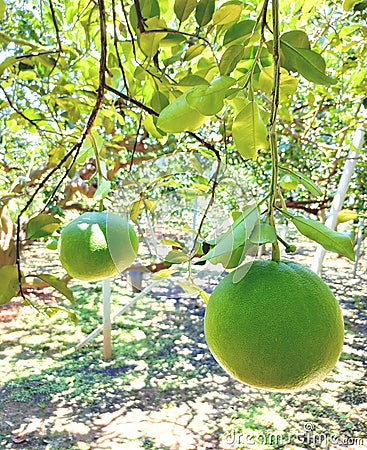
[311,125,365,275]
[77,279,162,349]
[102,278,112,360]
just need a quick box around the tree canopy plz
[0,0,366,309]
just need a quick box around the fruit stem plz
[268,0,281,263]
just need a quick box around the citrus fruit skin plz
[204,260,344,392]
[58,212,138,281]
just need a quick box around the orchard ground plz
[0,239,366,450]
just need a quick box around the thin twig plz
[129,115,143,172]
[111,0,129,93]
[134,0,146,33]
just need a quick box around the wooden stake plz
[102,278,112,359]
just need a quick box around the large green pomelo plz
[204,260,344,392]
[58,212,138,281]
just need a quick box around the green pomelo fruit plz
[58,212,138,281]
[204,260,344,392]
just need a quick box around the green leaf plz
[195,0,215,27]
[129,0,160,31]
[157,89,207,132]
[199,204,259,262]
[223,20,256,46]
[174,0,197,23]
[0,0,5,20]
[0,56,17,75]
[26,214,61,240]
[138,17,168,58]
[280,31,337,86]
[35,274,75,304]
[213,2,242,27]
[337,210,359,223]
[0,265,19,305]
[151,91,169,112]
[161,239,183,249]
[343,0,362,10]
[130,198,144,223]
[250,223,276,244]
[152,268,179,279]
[279,166,322,197]
[283,212,355,261]
[180,279,203,296]
[232,101,268,160]
[200,289,210,304]
[257,66,298,102]
[165,250,189,264]
[43,305,78,323]
[94,179,111,200]
[219,45,244,75]
[184,43,206,61]
[186,85,224,115]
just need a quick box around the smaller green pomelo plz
[204,260,344,392]
[280,174,298,190]
[58,212,138,281]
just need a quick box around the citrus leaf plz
[34,274,75,304]
[165,250,189,264]
[94,179,111,200]
[200,289,210,304]
[157,89,207,132]
[144,199,157,212]
[180,279,205,297]
[152,268,179,280]
[337,210,359,223]
[343,0,362,10]
[279,166,322,197]
[213,2,242,27]
[174,0,196,23]
[0,56,17,75]
[0,0,6,20]
[43,305,78,323]
[130,198,144,223]
[232,101,268,160]
[161,239,183,248]
[223,20,256,46]
[0,265,19,305]
[219,45,244,75]
[195,0,215,27]
[184,43,206,61]
[198,204,259,262]
[186,85,224,116]
[138,17,168,58]
[249,223,276,244]
[280,31,337,86]
[283,212,355,261]
[26,214,61,240]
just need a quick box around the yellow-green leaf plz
[232,101,268,160]
[213,2,242,27]
[0,265,19,305]
[284,212,355,261]
[337,210,359,223]
[26,214,61,240]
[174,0,197,23]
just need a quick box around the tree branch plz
[15,0,109,307]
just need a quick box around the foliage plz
[0,0,366,308]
